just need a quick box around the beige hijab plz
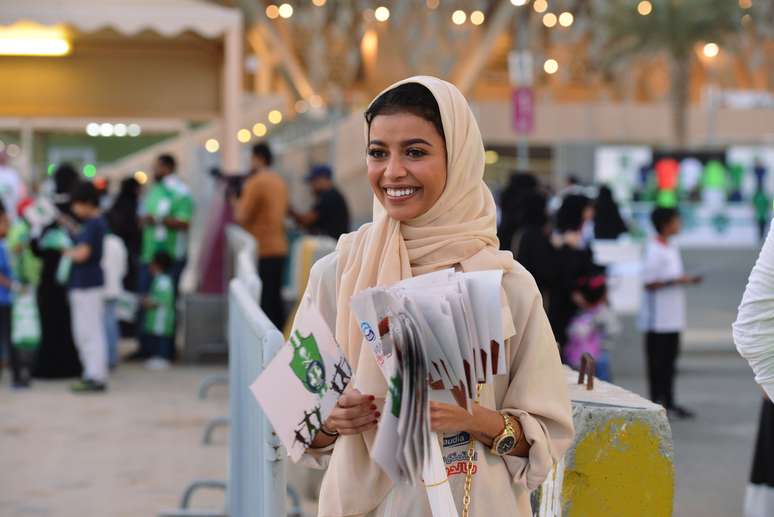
[321,76,514,516]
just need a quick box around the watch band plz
[491,413,518,456]
[507,414,523,446]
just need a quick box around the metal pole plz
[516,10,530,171]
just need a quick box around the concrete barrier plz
[534,368,674,517]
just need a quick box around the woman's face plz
[367,112,447,222]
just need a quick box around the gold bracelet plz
[507,415,524,447]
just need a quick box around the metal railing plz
[228,277,287,516]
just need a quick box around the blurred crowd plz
[497,171,702,419]
[0,143,351,394]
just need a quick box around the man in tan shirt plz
[234,143,289,328]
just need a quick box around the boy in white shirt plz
[102,231,127,369]
[640,207,702,419]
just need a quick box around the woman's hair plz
[577,269,607,306]
[54,163,79,195]
[520,191,548,227]
[556,194,590,233]
[365,83,445,142]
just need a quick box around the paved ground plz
[612,247,763,517]
[0,247,765,517]
[0,350,230,517]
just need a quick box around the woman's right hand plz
[324,386,380,436]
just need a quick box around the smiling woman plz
[295,77,573,517]
[365,84,448,221]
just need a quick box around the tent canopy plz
[0,0,241,38]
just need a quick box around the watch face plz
[497,436,516,455]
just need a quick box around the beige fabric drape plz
[298,76,573,517]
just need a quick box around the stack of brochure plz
[251,269,506,516]
[351,269,505,485]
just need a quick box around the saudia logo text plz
[360,321,376,342]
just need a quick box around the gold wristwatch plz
[490,414,519,456]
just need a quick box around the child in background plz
[101,228,127,369]
[640,207,702,419]
[0,208,18,386]
[65,182,109,393]
[564,270,618,382]
[143,251,175,370]
[7,200,43,388]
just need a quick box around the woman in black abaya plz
[32,164,81,379]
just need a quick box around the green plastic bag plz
[56,256,72,286]
[12,290,40,350]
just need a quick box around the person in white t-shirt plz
[639,207,702,419]
[0,152,25,222]
[101,232,127,369]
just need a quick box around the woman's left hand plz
[429,401,473,434]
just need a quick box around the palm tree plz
[596,0,744,147]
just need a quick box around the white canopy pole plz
[222,22,243,174]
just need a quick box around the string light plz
[312,0,326,6]
[99,123,114,137]
[543,13,558,27]
[278,3,294,19]
[559,12,574,27]
[703,42,719,58]
[544,58,559,74]
[510,0,528,6]
[83,164,97,178]
[637,1,653,16]
[268,110,283,124]
[533,0,548,13]
[266,4,279,19]
[253,123,268,137]
[485,150,499,165]
[426,0,439,8]
[374,6,390,22]
[237,129,251,143]
[471,11,485,25]
[127,124,141,137]
[134,170,148,184]
[86,123,100,137]
[739,0,752,8]
[113,123,127,137]
[205,139,220,153]
[452,10,467,25]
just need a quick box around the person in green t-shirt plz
[142,251,175,370]
[139,154,193,289]
[131,154,193,362]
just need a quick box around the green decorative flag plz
[728,163,744,191]
[56,256,72,286]
[289,329,327,395]
[656,189,678,208]
[702,160,727,190]
[12,291,40,350]
[39,227,72,251]
[251,296,351,461]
